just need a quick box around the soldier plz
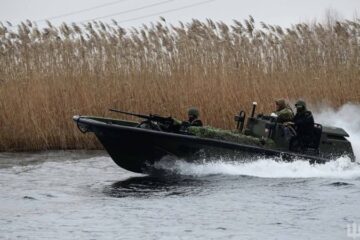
[184,107,203,127]
[274,99,294,123]
[172,107,203,130]
[290,100,315,150]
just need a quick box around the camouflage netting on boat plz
[188,126,276,148]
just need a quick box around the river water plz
[1,151,360,240]
[1,104,360,240]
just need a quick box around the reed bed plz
[0,17,359,151]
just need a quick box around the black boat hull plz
[74,116,330,173]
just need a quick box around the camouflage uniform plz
[274,99,294,123]
[185,107,203,127]
[188,119,203,127]
[172,107,203,129]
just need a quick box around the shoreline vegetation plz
[0,17,359,151]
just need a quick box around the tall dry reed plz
[0,17,359,151]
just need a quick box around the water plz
[1,151,360,240]
[1,104,360,240]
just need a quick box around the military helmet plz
[188,107,200,118]
[295,100,307,109]
[275,99,286,109]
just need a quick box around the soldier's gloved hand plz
[172,118,182,126]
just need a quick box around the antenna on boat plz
[251,102,257,118]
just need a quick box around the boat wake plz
[154,104,360,179]
[314,103,360,160]
[154,156,360,179]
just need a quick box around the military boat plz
[73,103,355,173]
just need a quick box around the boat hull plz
[74,116,331,173]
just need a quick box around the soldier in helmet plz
[290,100,315,150]
[185,107,203,127]
[172,107,203,131]
[272,99,295,142]
[274,99,294,123]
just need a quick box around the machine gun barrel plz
[109,109,173,124]
[109,109,150,120]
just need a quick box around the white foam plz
[313,103,360,161]
[153,103,360,179]
[155,157,360,179]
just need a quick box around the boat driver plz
[290,100,315,150]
